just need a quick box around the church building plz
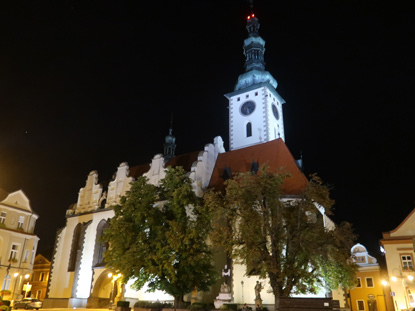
[44,10,335,309]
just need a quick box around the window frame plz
[356,277,362,288]
[356,300,365,311]
[365,277,374,288]
[0,211,6,224]
[9,243,19,261]
[401,254,414,270]
[17,215,25,229]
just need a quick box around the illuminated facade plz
[381,209,415,311]
[0,189,39,302]
[333,243,393,311]
[44,9,337,310]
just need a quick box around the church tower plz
[226,12,285,151]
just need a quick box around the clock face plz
[240,101,256,116]
[272,104,279,120]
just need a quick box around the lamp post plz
[11,273,19,304]
[241,281,244,303]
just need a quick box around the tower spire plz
[163,113,176,162]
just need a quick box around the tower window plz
[255,92,258,96]
[246,122,252,137]
[0,211,5,224]
[237,97,240,101]
[246,94,249,98]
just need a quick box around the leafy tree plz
[103,167,218,308]
[204,165,357,310]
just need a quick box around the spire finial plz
[164,113,176,162]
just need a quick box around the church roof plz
[129,163,151,178]
[165,151,200,171]
[208,139,308,195]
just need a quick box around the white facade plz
[0,190,39,302]
[227,84,285,151]
[381,209,415,311]
[45,138,224,308]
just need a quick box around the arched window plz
[246,122,252,137]
[68,224,82,272]
[93,220,110,267]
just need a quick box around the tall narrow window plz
[365,277,374,288]
[9,244,18,261]
[23,250,29,262]
[68,224,83,271]
[1,275,11,290]
[36,290,42,299]
[93,220,110,267]
[0,211,6,224]
[17,216,24,229]
[246,122,252,137]
[30,247,35,264]
[39,272,45,282]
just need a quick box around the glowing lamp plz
[391,276,398,282]
[24,274,30,279]
[14,273,19,277]
[247,16,250,20]
[108,273,113,278]
[408,275,414,281]
[381,280,387,286]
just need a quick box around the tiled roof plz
[165,151,200,171]
[129,163,151,178]
[208,139,308,195]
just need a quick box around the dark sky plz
[0,0,414,258]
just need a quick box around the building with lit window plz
[27,254,51,300]
[333,244,393,311]
[0,188,39,302]
[381,209,415,311]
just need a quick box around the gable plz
[384,208,415,238]
[0,190,32,212]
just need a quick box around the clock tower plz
[226,12,285,151]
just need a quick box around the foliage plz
[0,291,10,298]
[0,305,10,311]
[104,167,218,308]
[117,301,130,307]
[189,302,208,311]
[220,304,237,310]
[205,165,357,309]
[134,301,173,309]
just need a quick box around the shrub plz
[117,301,130,308]
[1,301,10,307]
[220,304,237,311]
[0,305,10,311]
[133,301,173,309]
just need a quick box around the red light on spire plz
[247,15,251,20]
[251,14,255,18]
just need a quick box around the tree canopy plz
[103,167,217,307]
[204,165,357,310]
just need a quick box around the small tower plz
[163,119,176,162]
[226,9,285,151]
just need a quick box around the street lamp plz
[108,273,122,309]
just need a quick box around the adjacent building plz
[0,188,39,301]
[28,254,51,300]
[381,208,415,311]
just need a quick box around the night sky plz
[1,0,414,259]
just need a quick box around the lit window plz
[356,277,361,288]
[366,277,374,288]
[357,300,365,311]
[0,211,6,224]
[17,216,24,229]
[402,255,413,270]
